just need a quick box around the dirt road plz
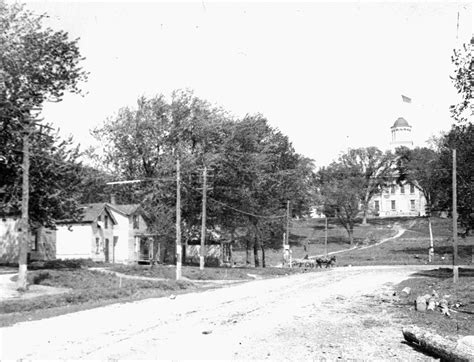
[0,266,434,360]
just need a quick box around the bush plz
[29,258,97,270]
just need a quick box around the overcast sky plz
[25,1,472,167]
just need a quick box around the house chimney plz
[110,194,116,205]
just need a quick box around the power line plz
[188,185,285,219]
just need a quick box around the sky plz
[24,0,472,167]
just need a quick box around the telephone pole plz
[199,166,208,270]
[176,156,182,280]
[325,215,328,257]
[286,200,290,245]
[452,149,459,283]
[17,119,31,290]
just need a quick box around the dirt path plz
[309,220,416,259]
[0,273,69,302]
[0,265,436,360]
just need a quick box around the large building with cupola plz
[370,117,427,217]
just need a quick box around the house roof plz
[66,203,118,225]
[107,203,141,216]
[391,117,411,128]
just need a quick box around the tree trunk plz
[253,233,259,267]
[245,238,251,265]
[362,204,368,225]
[220,241,224,266]
[229,230,234,266]
[261,244,266,268]
[348,225,354,246]
[17,129,30,291]
[402,326,474,361]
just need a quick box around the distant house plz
[107,203,150,263]
[0,215,56,264]
[370,181,426,218]
[56,203,117,262]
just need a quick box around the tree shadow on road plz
[409,267,474,279]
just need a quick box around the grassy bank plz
[393,268,474,338]
[0,269,194,315]
[336,217,473,266]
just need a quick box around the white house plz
[56,203,117,262]
[107,203,149,263]
[370,181,426,217]
[0,216,56,263]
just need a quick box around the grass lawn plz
[231,216,474,267]
[0,269,195,317]
[393,268,474,338]
[231,217,409,266]
[337,217,474,266]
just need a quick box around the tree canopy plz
[92,91,315,265]
[0,2,87,227]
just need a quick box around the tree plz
[318,164,362,246]
[0,126,84,225]
[438,124,473,235]
[436,38,474,235]
[92,91,232,262]
[0,2,87,289]
[339,147,394,224]
[212,115,314,266]
[0,3,87,112]
[93,94,315,267]
[396,146,442,261]
[450,38,473,125]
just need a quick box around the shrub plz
[29,258,97,270]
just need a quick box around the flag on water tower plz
[401,95,412,103]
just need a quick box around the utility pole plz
[176,156,182,280]
[452,149,459,283]
[286,200,290,245]
[199,165,207,270]
[17,116,30,290]
[325,215,328,258]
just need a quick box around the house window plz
[390,185,396,194]
[410,200,416,210]
[410,184,415,194]
[104,215,108,229]
[374,200,380,212]
[133,215,139,229]
[400,185,405,194]
[30,231,38,251]
[391,200,396,210]
[98,215,102,222]
[96,238,100,254]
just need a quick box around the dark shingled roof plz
[78,203,108,222]
[108,204,140,216]
[391,117,411,128]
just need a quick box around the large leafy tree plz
[93,93,315,267]
[211,115,314,266]
[395,147,441,210]
[395,146,443,260]
[435,38,474,235]
[339,147,394,224]
[0,124,84,227]
[317,163,362,245]
[450,38,473,125]
[0,2,87,226]
[1,3,87,289]
[438,124,473,234]
[92,91,231,259]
